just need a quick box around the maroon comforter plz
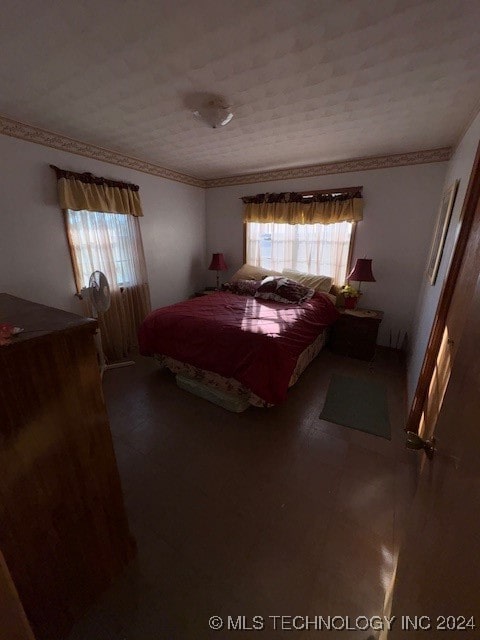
[138,291,338,405]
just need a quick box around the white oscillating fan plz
[82,270,134,375]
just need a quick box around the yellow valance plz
[242,188,363,225]
[51,165,143,217]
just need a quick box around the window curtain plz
[246,221,353,284]
[51,165,143,217]
[52,166,151,362]
[242,189,363,225]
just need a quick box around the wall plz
[206,163,447,346]
[0,134,206,314]
[407,112,480,404]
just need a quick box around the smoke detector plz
[193,97,234,128]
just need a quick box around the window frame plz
[242,185,360,283]
[64,208,142,293]
[243,220,357,283]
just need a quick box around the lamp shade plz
[208,253,228,271]
[347,258,376,282]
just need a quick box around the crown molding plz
[1,114,452,190]
[204,147,452,188]
[0,115,206,188]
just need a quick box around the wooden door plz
[419,181,480,439]
[385,250,480,638]
[384,155,480,640]
[407,143,480,437]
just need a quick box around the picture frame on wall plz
[427,179,459,286]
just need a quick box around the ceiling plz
[1,0,479,180]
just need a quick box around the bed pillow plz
[323,291,338,305]
[255,276,315,304]
[281,268,333,293]
[223,279,261,296]
[231,263,282,282]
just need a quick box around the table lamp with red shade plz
[345,258,376,309]
[208,253,228,289]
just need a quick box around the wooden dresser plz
[0,294,135,639]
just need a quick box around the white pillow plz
[323,292,338,305]
[230,263,282,282]
[282,269,333,293]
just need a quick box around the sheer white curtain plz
[66,210,147,288]
[246,221,353,284]
[66,209,150,360]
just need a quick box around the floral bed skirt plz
[154,329,328,408]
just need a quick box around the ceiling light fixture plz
[193,97,234,128]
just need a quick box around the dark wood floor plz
[69,348,416,640]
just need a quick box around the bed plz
[138,285,339,409]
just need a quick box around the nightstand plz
[329,308,384,361]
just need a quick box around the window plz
[66,209,145,290]
[246,220,354,284]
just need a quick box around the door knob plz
[406,431,435,459]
